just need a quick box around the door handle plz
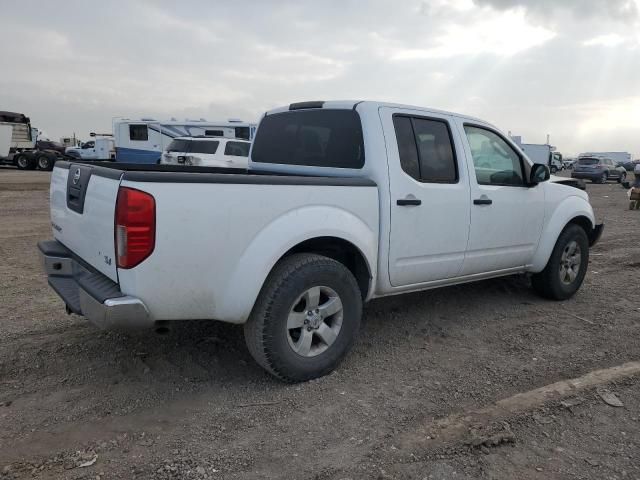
[397,198,421,206]
[473,198,493,205]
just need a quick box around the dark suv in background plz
[571,157,627,184]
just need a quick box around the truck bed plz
[47,160,379,326]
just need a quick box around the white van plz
[160,137,251,168]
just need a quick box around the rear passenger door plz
[381,107,471,286]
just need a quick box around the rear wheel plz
[618,172,626,184]
[36,152,55,171]
[598,172,608,184]
[244,253,362,382]
[532,224,589,300]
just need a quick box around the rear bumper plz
[38,240,153,330]
[571,171,603,180]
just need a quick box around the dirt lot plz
[1,166,639,479]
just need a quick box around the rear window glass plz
[251,109,364,169]
[190,140,219,154]
[167,139,190,152]
[224,141,250,157]
[578,158,599,165]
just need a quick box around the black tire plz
[550,166,558,174]
[36,152,55,171]
[618,172,626,184]
[15,153,36,170]
[598,172,608,184]
[531,224,589,300]
[244,253,362,382]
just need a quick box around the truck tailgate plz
[50,163,121,282]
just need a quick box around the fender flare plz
[530,195,595,272]
[215,205,378,323]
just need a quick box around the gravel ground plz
[0,166,638,479]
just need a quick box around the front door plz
[381,107,471,287]
[457,122,545,275]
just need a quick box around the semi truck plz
[0,111,38,169]
[0,111,66,170]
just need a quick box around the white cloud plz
[392,8,556,59]
[583,34,627,47]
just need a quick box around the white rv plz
[112,118,256,163]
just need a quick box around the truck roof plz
[264,100,489,125]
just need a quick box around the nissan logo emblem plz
[72,168,81,185]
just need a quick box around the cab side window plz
[393,115,458,183]
[464,126,524,186]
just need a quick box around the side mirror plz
[530,163,550,185]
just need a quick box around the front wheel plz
[244,253,362,382]
[550,166,558,174]
[618,172,626,184]
[531,224,589,300]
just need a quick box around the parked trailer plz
[113,118,257,164]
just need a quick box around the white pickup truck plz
[39,100,603,382]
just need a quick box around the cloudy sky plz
[1,0,639,156]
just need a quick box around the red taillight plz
[115,187,155,269]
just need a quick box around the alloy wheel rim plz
[286,286,344,357]
[559,240,582,285]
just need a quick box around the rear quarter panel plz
[117,181,379,323]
